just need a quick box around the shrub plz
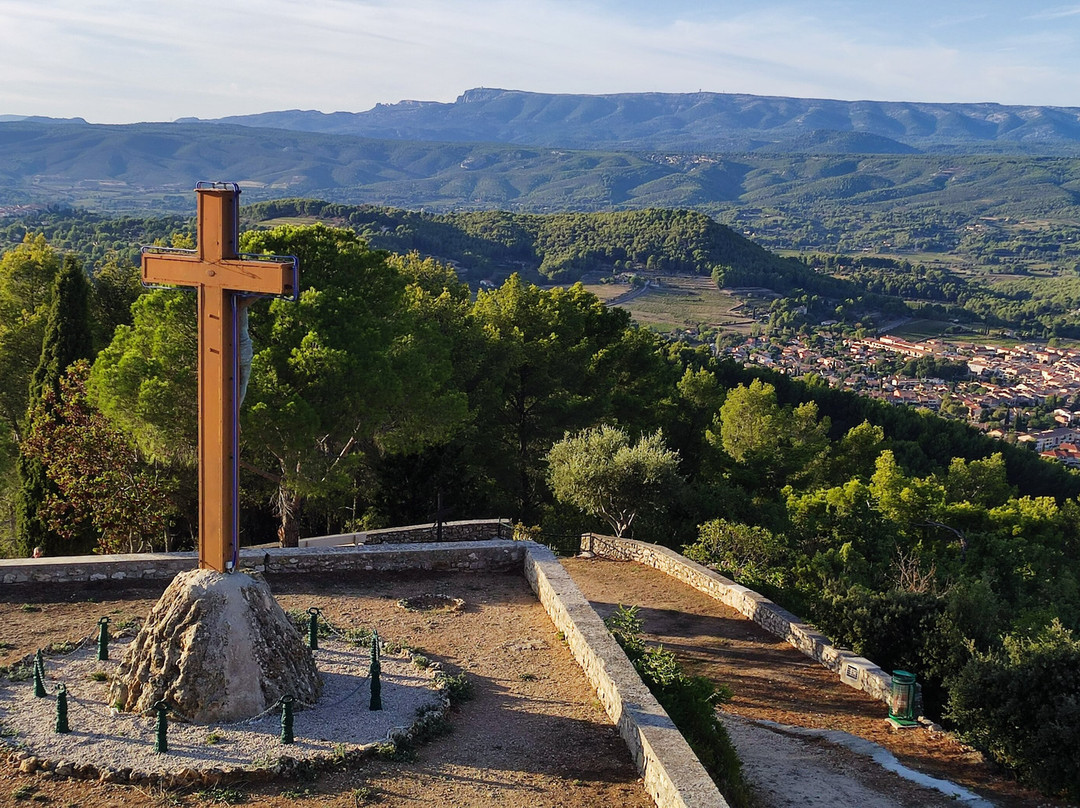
[684,517,788,591]
[946,620,1080,799]
[438,671,474,704]
[811,586,970,717]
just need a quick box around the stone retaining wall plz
[582,534,893,706]
[523,542,729,808]
[298,518,512,548]
[0,541,524,584]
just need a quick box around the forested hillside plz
[12,202,1080,343]
[6,118,1080,271]
[246,200,803,284]
[0,201,825,287]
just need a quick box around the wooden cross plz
[142,182,297,572]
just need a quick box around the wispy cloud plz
[1026,4,1080,20]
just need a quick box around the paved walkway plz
[560,556,1039,808]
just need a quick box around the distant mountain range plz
[180,88,1080,155]
[4,89,1080,242]
[7,88,1080,156]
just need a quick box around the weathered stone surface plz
[109,569,321,723]
[523,542,728,808]
[18,756,39,774]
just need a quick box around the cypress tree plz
[15,255,94,556]
[29,255,95,404]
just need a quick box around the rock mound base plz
[109,569,321,723]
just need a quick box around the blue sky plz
[2,0,1080,123]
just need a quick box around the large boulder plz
[110,569,321,723]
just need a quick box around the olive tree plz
[547,424,680,537]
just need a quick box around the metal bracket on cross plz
[141,181,298,302]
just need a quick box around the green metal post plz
[33,649,46,698]
[97,617,110,661]
[307,607,321,651]
[55,684,70,733]
[369,630,382,711]
[280,695,294,745]
[154,701,170,753]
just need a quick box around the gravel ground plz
[0,636,443,779]
[721,714,991,808]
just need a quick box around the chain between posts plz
[17,623,438,793]
[316,672,371,711]
[66,690,113,718]
[28,614,391,739]
[305,610,377,645]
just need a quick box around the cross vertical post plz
[141,183,297,572]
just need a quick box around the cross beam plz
[142,183,297,572]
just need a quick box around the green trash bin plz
[889,670,917,725]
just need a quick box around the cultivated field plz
[595,276,761,334]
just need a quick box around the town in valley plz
[721,332,1080,466]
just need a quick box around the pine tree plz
[15,255,94,556]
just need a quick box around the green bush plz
[437,671,474,704]
[946,620,1080,800]
[815,588,955,670]
[604,605,750,808]
[811,586,970,717]
[684,517,788,591]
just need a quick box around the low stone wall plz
[523,542,729,808]
[0,541,524,584]
[582,534,893,706]
[0,552,197,584]
[299,518,512,548]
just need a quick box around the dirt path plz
[0,570,651,808]
[723,715,987,808]
[561,556,1059,808]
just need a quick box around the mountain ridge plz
[184,88,1080,155]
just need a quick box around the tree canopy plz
[238,224,469,543]
[15,254,94,556]
[0,234,61,440]
[547,425,681,537]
